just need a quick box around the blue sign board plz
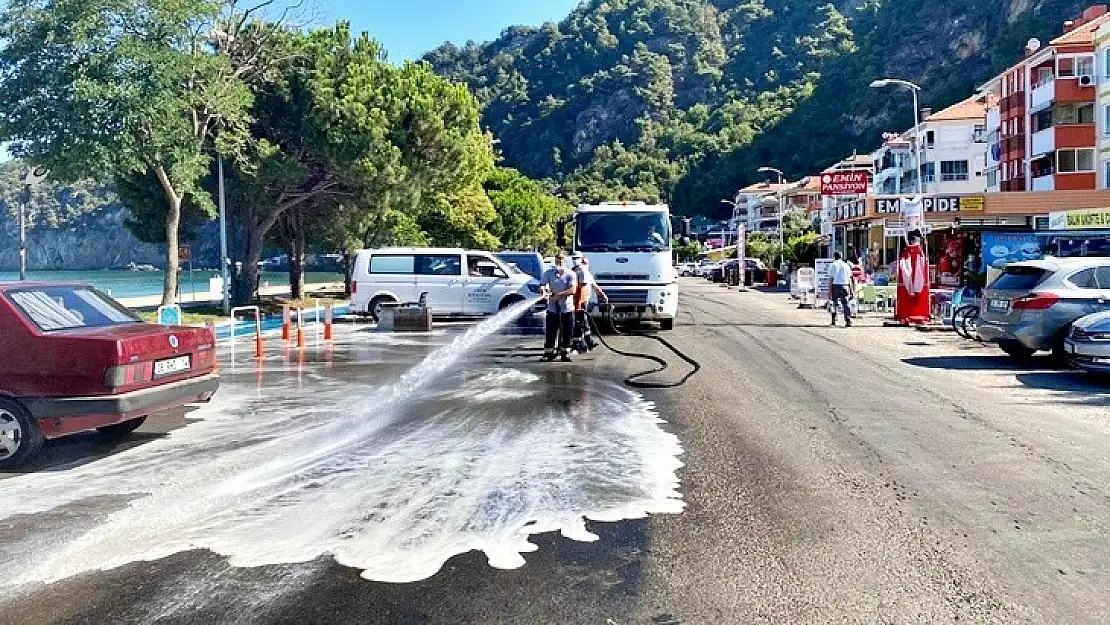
[981,232,1042,272]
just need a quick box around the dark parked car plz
[495,252,545,281]
[0,283,220,469]
[1065,311,1110,372]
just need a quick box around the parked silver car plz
[1065,311,1110,372]
[978,258,1110,360]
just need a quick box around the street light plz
[757,166,785,185]
[871,78,925,194]
[20,166,50,281]
[757,166,788,271]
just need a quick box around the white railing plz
[1032,174,1055,191]
[1030,79,1055,111]
[1031,126,1056,156]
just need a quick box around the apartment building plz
[982,6,1110,193]
[732,182,790,235]
[872,94,990,196]
[1098,19,1110,187]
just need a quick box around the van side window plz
[417,255,462,276]
[369,255,415,274]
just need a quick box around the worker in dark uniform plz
[570,253,607,353]
[540,253,577,362]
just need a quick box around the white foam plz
[0,299,684,590]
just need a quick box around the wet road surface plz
[2,281,1109,623]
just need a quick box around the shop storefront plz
[870,195,987,287]
[1036,208,1110,256]
[831,197,869,261]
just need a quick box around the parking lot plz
[1,280,1108,623]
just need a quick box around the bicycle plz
[952,304,981,340]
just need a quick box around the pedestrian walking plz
[570,253,607,353]
[540,253,578,362]
[828,251,856,327]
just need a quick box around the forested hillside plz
[427,0,1094,217]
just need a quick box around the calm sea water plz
[0,270,343,299]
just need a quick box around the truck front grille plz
[606,290,650,305]
[595,273,650,281]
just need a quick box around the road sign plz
[179,245,193,262]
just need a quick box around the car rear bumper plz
[23,373,220,438]
[977,319,1053,351]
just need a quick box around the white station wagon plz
[351,248,541,320]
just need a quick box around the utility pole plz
[218,155,231,315]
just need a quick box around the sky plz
[309,0,582,61]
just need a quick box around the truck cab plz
[570,202,679,330]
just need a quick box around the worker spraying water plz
[539,252,578,362]
[570,253,607,354]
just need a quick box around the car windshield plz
[577,212,672,253]
[6,286,141,332]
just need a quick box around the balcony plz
[1031,127,1055,156]
[1030,79,1055,112]
[1031,174,1055,191]
[986,107,1001,132]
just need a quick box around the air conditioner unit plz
[1079,74,1095,87]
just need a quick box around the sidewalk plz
[118,282,344,310]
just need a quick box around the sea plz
[0,270,344,299]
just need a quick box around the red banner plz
[820,171,868,196]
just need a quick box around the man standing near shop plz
[828,251,856,327]
[540,253,578,362]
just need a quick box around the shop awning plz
[1034,230,1110,237]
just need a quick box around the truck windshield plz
[6,286,141,332]
[577,212,672,253]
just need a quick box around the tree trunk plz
[155,166,182,307]
[234,225,266,306]
[289,231,305,300]
[342,251,353,297]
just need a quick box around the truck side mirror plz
[556,219,568,249]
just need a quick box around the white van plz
[351,248,541,320]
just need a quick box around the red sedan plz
[0,283,219,469]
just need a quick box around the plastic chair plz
[859,285,879,313]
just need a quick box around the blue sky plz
[310,0,582,61]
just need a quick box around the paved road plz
[1,281,1107,623]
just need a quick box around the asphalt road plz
[1,280,1108,624]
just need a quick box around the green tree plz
[0,0,256,305]
[484,167,572,250]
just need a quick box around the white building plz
[1097,19,1110,188]
[870,94,991,196]
[732,182,790,235]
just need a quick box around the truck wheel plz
[660,319,675,331]
[0,398,44,470]
[97,416,147,437]
[368,296,395,322]
[1051,327,1074,369]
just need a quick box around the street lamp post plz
[19,167,50,281]
[217,155,231,315]
[757,166,787,270]
[870,78,924,195]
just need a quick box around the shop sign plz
[981,232,1042,271]
[884,225,934,238]
[834,199,866,221]
[821,171,868,196]
[1047,208,1110,230]
[815,258,833,299]
[737,223,747,264]
[875,196,984,214]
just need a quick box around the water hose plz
[587,305,700,389]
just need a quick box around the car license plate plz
[154,355,191,377]
[611,311,640,321]
[988,299,1010,312]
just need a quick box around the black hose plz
[586,306,700,389]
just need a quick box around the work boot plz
[585,335,599,351]
[559,349,572,363]
[542,349,556,362]
[830,316,837,327]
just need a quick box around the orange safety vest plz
[574,266,589,311]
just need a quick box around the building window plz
[1104,105,1110,135]
[1034,108,1054,132]
[940,160,970,182]
[986,169,998,188]
[921,162,936,183]
[1105,49,1110,78]
[1076,55,1096,77]
[1104,160,1110,189]
[926,130,935,147]
[1079,104,1095,124]
[1058,148,1096,173]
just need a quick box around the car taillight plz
[1012,293,1060,311]
[104,362,154,389]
